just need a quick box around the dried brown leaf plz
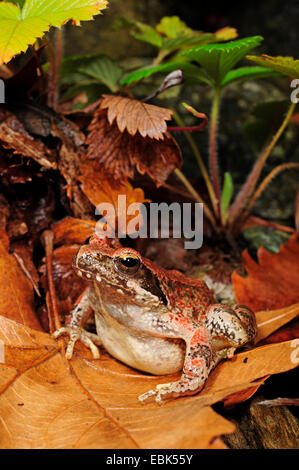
[52,217,96,246]
[0,241,41,330]
[0,110,57,169]
[100,94,173,140]
[0,314,297,449]
[78,162,147,236]
[232,234,299,311]
[87,110,182,185]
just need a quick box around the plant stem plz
[209,87,222,220]
[172,111,218,214]
[228,100,296,232]
[235,162,299,231]
[174,168,218,231]
[151,49,169,66]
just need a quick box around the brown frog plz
[53,236,257,402]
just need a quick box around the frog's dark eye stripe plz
[114,253,141,275]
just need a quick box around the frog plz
[53,236,257,403]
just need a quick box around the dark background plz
[64,0,299,58]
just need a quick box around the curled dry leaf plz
[100,94,173,140]
[52,217,96,246]
[78,162,147,236]
[87,109,182,185]
[232,234,299,311]
[0,241,41,330]
[0,312,297,449]
[0,109,56,169]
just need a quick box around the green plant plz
[1,8,298,240]
[0,0,108,108]
[121,24,299,236]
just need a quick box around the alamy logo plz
[95,195,203,249]
[290,79,299,103]
[0,79,5,104]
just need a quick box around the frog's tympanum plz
[54,236,257,402]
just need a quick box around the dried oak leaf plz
[0,109,56,169]
[52,217,96,246]
[86,108,182,185]
[232,234,299,311]
[0,240,41,330]
[0,312,297,449]
[78,162,147,236]
[100,94,173,140]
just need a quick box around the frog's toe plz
[138,382,177,404]
[138,388,157,403]
[52,326,100,360]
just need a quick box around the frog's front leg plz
[53,287,101,359]
[139,315,212,403]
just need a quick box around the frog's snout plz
[72,245,100,280]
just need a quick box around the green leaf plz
[0,0,108,64]
[221,65,282,87]
[246,54,299,78]
[161,33,214,51]
[59,54,123,92]
[156,16,193,38]
[131,21,163,48]
[221,172,234,219]
[242,226,291,254]
[59,54,106,84]
[120,61,214,87]
[180,36,263,86]
[77,55,123,92]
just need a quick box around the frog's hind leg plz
[139,325,213,403]
[206,304,257,350]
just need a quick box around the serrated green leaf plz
[221,65,281,87]
[161,33,214,51]
[180,36,263,86]
[221,172,234,220]
[120,61,214,87]
[156,16,193,38]
[131,22,163,48]
[246,54,299,78]
[59,54,106,84]
[77,56,123,92]
[0,0,108,64]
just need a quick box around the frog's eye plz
[114,253,141,275]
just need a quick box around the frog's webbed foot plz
[53,326,101,360]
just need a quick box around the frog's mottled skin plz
[54,237,257,402]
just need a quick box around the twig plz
[228,101,296,232]
[41,230,61,332]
